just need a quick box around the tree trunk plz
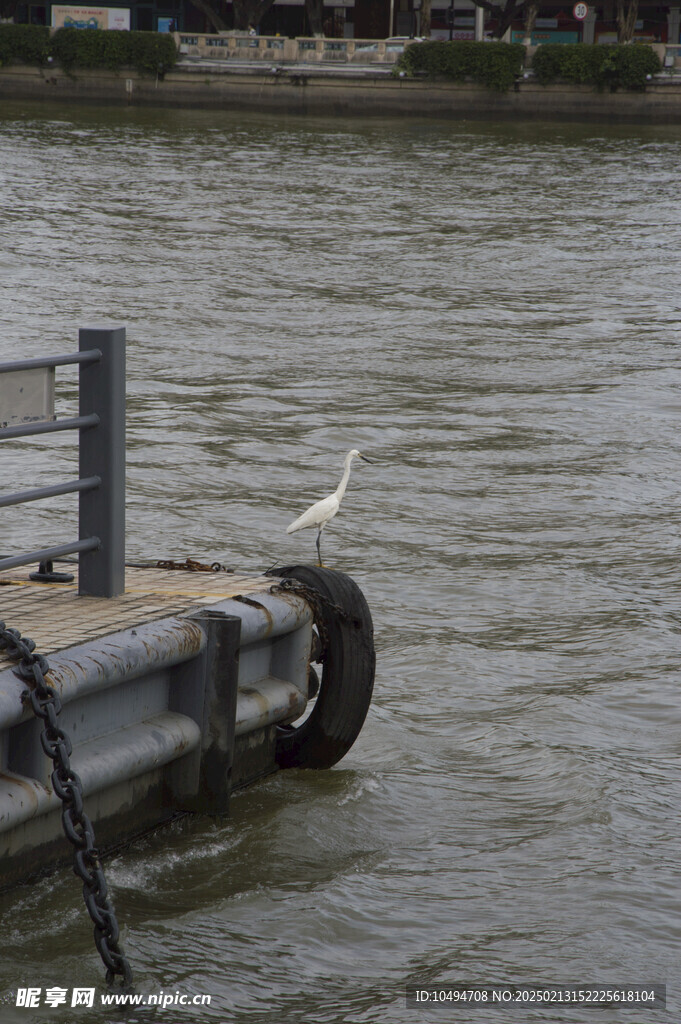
[232,0,277,31]
[305,0,324,36]
[616,0,639,43]
[420,0,432,38]
[189,0,228,32]
[523,0,538,43]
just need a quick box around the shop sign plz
[51,5,131,30]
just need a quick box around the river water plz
[1,100,680,1023]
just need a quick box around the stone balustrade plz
[175,32,410,64]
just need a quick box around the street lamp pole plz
[447,0,455,39]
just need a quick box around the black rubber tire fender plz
[265,564,375,769]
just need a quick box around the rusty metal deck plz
[0,564,275,666]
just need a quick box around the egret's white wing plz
[287,495,339,534]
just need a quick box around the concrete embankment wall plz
[2,63,681,123]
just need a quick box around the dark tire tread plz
[266,565,375,769]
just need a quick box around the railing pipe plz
[0,350,101,374]
[0,476,101,509]
[0,537,99,572]
[78,327,126,597]
[0,328,125,597]
[0,414,99,441]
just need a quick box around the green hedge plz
[0,24,50,67]
[395,41,526,92]
[0,24,177,75]
[532,44,661,91]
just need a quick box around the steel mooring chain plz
[268,577,364,671]
[155,557,231,573]
[268,578,363,657]
[0,621,133,990]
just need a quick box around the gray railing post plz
[78,327,126,597]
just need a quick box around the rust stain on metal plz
[174,734,190,754]
[232,595,275,635]
[267,584,314,622]
[0,772,44,812]
[172,620,204,654]
[287,688,300,711]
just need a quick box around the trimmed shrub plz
[616,44,662,89]
[50,28,123,71]
[395,40,526,93]
[51,28,177,75]
[532,43,661,91]
[0,24,50,67]
[126,31,178,75]
[0,24,177,76]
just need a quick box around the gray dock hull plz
[0,582,312,887]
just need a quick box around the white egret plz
[287,449,373,565]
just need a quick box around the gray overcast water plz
[1,101,681,1023]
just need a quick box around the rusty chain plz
[155,558,231,573]
[0,621,133,991]
[268,577,363,659]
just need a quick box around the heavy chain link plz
[268,577,363,657]
[155,558,231,573]
[0,621,133,990]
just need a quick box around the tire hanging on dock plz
[266,565,375,769]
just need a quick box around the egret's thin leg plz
[316,529,322,567]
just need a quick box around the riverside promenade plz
[1,50,681,123]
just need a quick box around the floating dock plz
[0,329,375,891]
[0,559,375,889]
[0,562,309,883]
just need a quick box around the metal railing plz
[0,326,126,597]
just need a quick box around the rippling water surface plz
[1,101,681,1023]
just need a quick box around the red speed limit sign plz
[573,2,588,17]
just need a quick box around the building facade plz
[12,0,681,43]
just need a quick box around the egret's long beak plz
[359,453,373,463]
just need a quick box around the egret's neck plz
[334,455,355,502]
